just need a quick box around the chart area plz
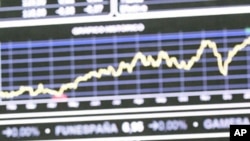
[1,1,250,141]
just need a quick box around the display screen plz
[1,0,250,141]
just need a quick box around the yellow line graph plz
[1,37,250,99]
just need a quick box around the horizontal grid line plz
[1,29,246,50]
[1,72,248,90]
[1,28,250,99]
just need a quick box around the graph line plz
[1,37,250,99]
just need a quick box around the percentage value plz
[2,126,40,138]
[148,120,188,132]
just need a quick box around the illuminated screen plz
[1,0,250,141]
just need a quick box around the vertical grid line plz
[49,39,54,93]
[179,31,185,92]
[0,28,250,100]
[135,34,141,95]
[0,42,2,93]
[246,32,250,89]
[70,38,76,98]
[201,30,207,91]
[92,37,97,97]
[157,32,163,93]
[8,42,14,100]
[223,29,229,90]
[0,42,2,102]
[28,40,33,100]
[113,35,119,96]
